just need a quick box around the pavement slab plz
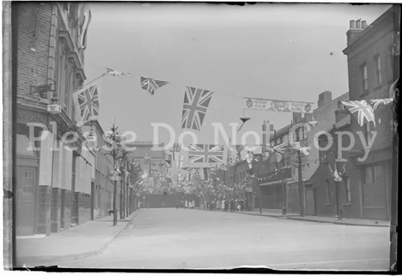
[53,208,390,270]
[15,211,138,267]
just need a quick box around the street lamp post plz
[297,149,305,217]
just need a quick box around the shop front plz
[16,108,49,236]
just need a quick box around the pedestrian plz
[185,200,188,209]
[221,200,225,210]
[162,201,165,208]
[147,202,149,209]
[176,200,179,209]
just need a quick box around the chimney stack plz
[347,19,366,46]
[292,113,303,124]
[317,91,332,108]
[335,101,350,124]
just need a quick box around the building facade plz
[14,3,95,236]
[311,7,399,221]
[254,91,349,215]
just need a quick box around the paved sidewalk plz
[16,210,139,267]
[197,208,390,227]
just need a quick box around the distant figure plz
[176,200,179,209]
[185,200,188,209]
[221,200,225,210]
[162,201,165,208]
[138,201,141,209]
[193,200,195,208]
[147,202,149,209]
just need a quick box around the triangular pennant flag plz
[106,68,130,77]
[72,79,101,127]
[140,76,169,96]
[238,116,251,133]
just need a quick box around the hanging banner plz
[244,98,313,113]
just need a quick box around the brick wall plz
[17,3,52,96]
[50,187,61,233]
[36,186,51,235]
[62,189,72,229]
[72,192,79,225]
[78,192,91,224]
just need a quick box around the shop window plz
[373,165,384,182]
[16,123,40,157]
[365,166,374,184]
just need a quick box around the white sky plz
[84,3,391,149]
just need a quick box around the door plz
[305,188,316,216]
[362,163,388,220]
[16,167,37,235]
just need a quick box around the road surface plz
[55,208,389,270]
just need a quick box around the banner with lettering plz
[244,98,313,113]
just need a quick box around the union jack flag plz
[188,144,224,164]
[140,76,169,96]
[72,80,101,126]
[370,98,393,110]
[182,87,214,131]
[342,100,376,127]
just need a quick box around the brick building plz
[82,121,116,219]
[14,3,94,236]
[312,7,399,221]
[253,91,348,215]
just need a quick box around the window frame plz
[375,54,382,85]
[361,63,368,93]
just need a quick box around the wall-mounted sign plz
[47,104,61,114]
[31,84,53,95]
[17,109,47,124]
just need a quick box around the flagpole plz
[58,72,109,101]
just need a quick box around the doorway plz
[16,167,37,235]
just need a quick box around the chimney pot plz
[356,20,361,29]
[318,91,332,108]
[362,20,367,29]
[350,20,356,29]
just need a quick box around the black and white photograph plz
[3,1,400,272]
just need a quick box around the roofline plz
[270,92,349,139]
[343,6,395,54]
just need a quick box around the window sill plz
[360,91,369,98]
[343,202,351,206]
[373,84,382,91]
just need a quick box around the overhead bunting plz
[370,98,393,110]
[140,76,169,96]
[342,100,376,127]
[244,98,313,114]
[182,87,214,131]
[188,144,225,164]
[72,79,101,126]
[106,68,130,77]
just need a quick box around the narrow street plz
[55,209,389,270]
